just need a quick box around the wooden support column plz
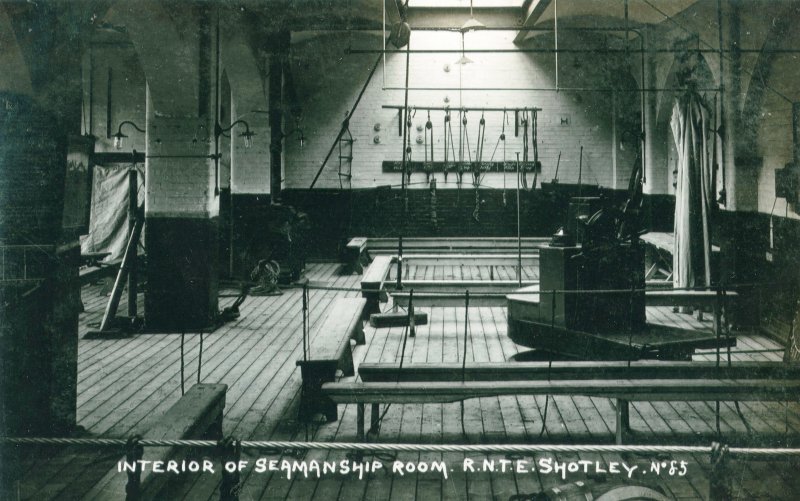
[127,169,138,318]
[268,35,288,202]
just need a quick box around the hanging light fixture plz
[455,0,484,65]
[215,119,255,149]
[112,120,145,150]
[282,127,305,148]
[454,32,473,65]
[460,0,485,33]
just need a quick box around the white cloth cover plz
[670,92,714,289]
[80,163,145,262]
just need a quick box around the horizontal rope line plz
[2,438,800,458]
[266,281,789,295]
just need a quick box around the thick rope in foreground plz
[2,437,800,458]
[262,280,795,296]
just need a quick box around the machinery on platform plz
[507,157,734,360]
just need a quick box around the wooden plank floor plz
[15,262,800,500]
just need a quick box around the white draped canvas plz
[670,91,715,289]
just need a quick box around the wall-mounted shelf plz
[382,160,541,174]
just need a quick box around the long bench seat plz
[322,378,800,443]
[362,237,549,255]
[84,383,227,500]
[361,256,393,314]
[357,360,800,382]
[297,297,367,422]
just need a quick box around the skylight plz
[408,0,525,8]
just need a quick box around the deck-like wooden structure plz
[14,262,800,500]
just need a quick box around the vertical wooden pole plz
[516,153,522,286]
[793,102,800,165]
[357,403,365,442]
[370,403,380,435]
[615,399,629,445]
[127,169,138,318]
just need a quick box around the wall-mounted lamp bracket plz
[113,120,146,150]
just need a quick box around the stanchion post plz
[409,289,416,337]
[125,436,144,501]
[0,440,20,501]
[709,442,731,501]
[396,236,404,290]
[219,437,241,501]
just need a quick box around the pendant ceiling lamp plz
[460,0,485,33]
[456,0,483,65]
[454,33,473,65]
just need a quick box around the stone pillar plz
[143,112,220,331]
[135,7,220,331]
[721,1,742,211]
[0,3,82,436]
[269,53,285,202]
[642,27,668,195]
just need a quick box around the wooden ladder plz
[338,122,354,189]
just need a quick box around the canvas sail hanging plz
[670,91,715,289]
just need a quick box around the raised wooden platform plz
[14,262,800,500]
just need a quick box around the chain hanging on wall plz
[474,113,486,186]
[521,111,530,189]
[405,108,415,185]
[430,177,438,229]
[472,113,487,221]
[485,111,508,207]
[530,109,540,191]
[424,111,434,182]
[443,111,457,182]
[502,111,508,206]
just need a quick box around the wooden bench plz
[365,237,548,255]
[361,255,393,314]
[395,253,540,266]
[84,383,227,500]
[297,297,367,422]
[344,237,369,274]
[645,289,738,308]
[357,360,800,383]
[323,374,800,444]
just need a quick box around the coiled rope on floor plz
[2,437,800,458]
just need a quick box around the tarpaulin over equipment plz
[80,163,145,262]
[670,91,714,289]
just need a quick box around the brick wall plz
[144,115,217,217]
[0,93,66,243]
[266,188,674,259]
[285,30,642,192]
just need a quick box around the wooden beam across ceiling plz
[514,0,551,44]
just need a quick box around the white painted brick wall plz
[285,31,639,191]
[145,116,218,217]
